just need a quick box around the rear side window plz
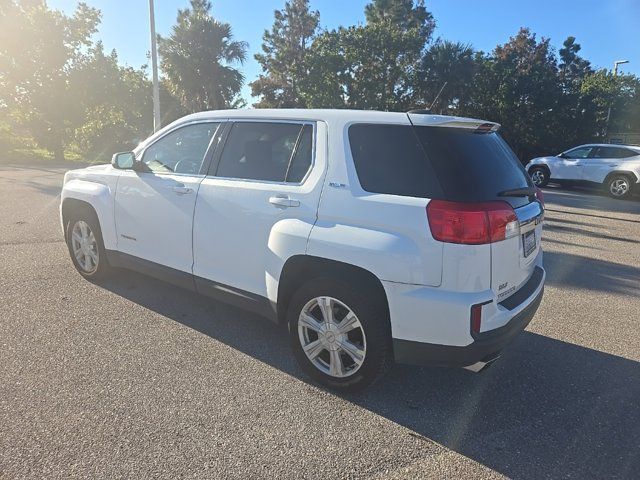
[216,122,313,182]
[413,126,532,203]
[609,147,637,158]
[348,124,443,198]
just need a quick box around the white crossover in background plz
[526,144,640,199]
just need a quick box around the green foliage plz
[455,29,639,158]
[2,0,639,165]
[416,40,475,113]
[69,42,153,160]
[251,0,319,108]
[254,0,435,111]
[158,0,247,112]
[301,0,432,110]
[466,28,562,158]
[364,0,435,40]
[0,0,100,161]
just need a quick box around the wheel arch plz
[277,255,390,326]
[61,198,99,228]
[603,170,639,185]
[61,179,117,249]
[528,164,551,176]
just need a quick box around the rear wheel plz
[606,174,632,199]
[65,210,113,280]
[287,277,392,392]
[530,167,549,187]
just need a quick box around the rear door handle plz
[269,195,300,208]
[172,185,194,195]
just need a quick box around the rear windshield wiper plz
[498,187,536,198]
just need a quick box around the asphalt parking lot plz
[1,165,639,479]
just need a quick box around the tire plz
[287,277,393,392]
[65,208,113,280]
[529,167,549,187]
[605,174,632,199]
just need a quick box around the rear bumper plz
[393,285,543,367]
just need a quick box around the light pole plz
[149,0,161,132]
[605,60,629,138]
[613,59,629,76]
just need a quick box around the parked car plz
[60,109,545,391]
[526,144,640,198]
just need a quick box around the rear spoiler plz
[407,112,500,133]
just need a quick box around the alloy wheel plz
[531,170,545,186]
[609,178,629,197]
[298,296,367,378]
[70,220,99,273]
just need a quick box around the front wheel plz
[65,211,113,280]
[606,175,632,199]
[530,167,549,187]
[287,278,392,392]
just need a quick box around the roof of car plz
[574,143,640,151]
[181,108,497,127]
[136,109,500,152]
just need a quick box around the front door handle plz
[269,195,300,208]
[172,185,194,195]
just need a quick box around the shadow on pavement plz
[543,185,640,215]
[543,222,640,245]
[99,270,640,480]
[543,251,640,297]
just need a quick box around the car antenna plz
[429,81,448,111]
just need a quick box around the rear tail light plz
[426,200,519,245]
[535,187,545,205]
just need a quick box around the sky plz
[48,0,640,103]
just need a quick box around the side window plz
[564,147,592,159]
[591,147,611,159]
[142,122,220,174]
[611,147,637,158]
[348,124,443,198]
[216,122,312,182]
[286,125,313,183]
[592,147,636,159]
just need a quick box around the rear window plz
[348,124,532,205]
[413,126,532,203]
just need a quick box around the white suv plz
[61,109,545,391]
[526,144,640,198]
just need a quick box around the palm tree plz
[417,40,475,114]
[158,0,247,112]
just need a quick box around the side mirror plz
[111,152,135,169]
[558,152,568,159]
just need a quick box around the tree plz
[465,28,562,159]
[580,70,640,138]
[0,0,100,161]
[69,42,154,160]
[303,0,434,110]
[158,0,248,112]
[558,36,592,84]
[554,36,593,146]
[417,40,476,113]
[251,0,319,108]
[364,0,434,40]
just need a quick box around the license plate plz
[523,230,536,258]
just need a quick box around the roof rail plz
[407,108,431,115]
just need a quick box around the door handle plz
[269,195,300,208]
[172,185,194,195]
